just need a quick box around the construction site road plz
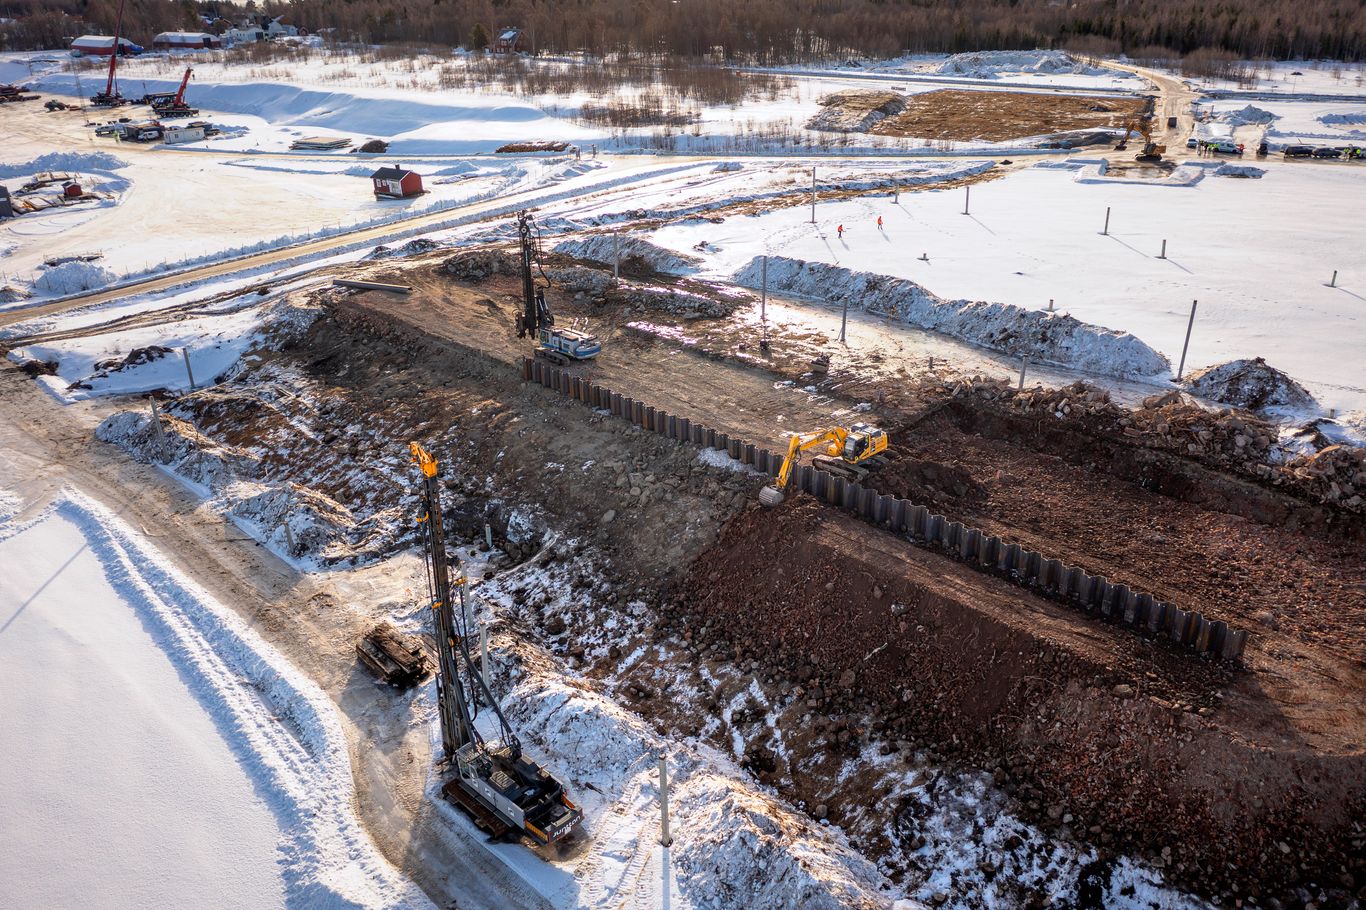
[0,361,554,910]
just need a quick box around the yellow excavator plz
[759,423,889,506]
[1115,114,1166,162]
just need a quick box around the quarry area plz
[1,44,1364,910]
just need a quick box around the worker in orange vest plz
[877,215,884,230]
[837,224,844,238]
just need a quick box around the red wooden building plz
[371,167,424,199]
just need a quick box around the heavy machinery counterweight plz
[410,443,582,845]
[759,423,889,506]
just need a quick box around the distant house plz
[153,31,222,50]
[69,35,143,57]
[493,27,525,54]
[371,167,423,199]
[225,24,264,44]
[264,16,299,38]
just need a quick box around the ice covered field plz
[0,489,431,910]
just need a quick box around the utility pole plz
[809,167,816,223]
[962,185,970,215]
[1102,206,1111,235]
[181,347,196,390]
[760,255,768,322]
[1175,300,1198,381]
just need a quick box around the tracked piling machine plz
[410,443,582,845]
[759,423,889,506]
[513,210,601,365]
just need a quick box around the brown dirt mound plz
[871,89,1147,142]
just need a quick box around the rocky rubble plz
[944,376,1366,514]
[1183,357,1317,412]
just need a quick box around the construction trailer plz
[163,125,206,144]
[409,443,582,845]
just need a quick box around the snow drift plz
[1217,105,1278,126]
[931,50,1109,80]
[33,261,115,295]
[0,151,128,179]
[554,233,703,275]
[734,257,1169,378]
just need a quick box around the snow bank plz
[1319,111,1366,126]
[931,50,1108,79]
[33,260,115,295]
[1184,358,1318,412]
[734,257,1169,378]
[1213,164,1265,178]
[1217,105,1278,126]
[6,491,431,908]
[554,233,703,275]
[498,641,899,909]
[0,151,128,178]
[0,486,18,522]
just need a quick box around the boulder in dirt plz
[1183,358,1317,412]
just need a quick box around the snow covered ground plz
[636,159,1366,411]
[0,489,431,909]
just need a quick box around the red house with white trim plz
[371,167,424,199]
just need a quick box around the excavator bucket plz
[758,486,786,507]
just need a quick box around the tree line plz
[2,0,1363,62]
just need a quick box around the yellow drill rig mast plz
[759,423,889,506]
[410,442,582,845]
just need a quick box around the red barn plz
[493,28,525,54]
[371,167,423,199]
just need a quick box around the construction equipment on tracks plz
[356,621,430,688]
[410,442,582,845]
[1115,114,1166,163]
[759,423,889,506]
[514,210,601,365]
[90,0,130,107]
[151,68,199,118]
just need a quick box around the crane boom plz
[174,68,192,106]
[105,0,125,98]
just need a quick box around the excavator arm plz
[772,428,847,492]
[760,423,889,507]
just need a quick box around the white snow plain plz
[0,490,433,910]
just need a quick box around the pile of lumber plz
[356,621,430,688]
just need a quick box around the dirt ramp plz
[678,499,1365,902]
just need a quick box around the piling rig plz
[410,443,582,845]
[513,210,601,365]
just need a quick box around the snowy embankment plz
[735,257,1168,378]
[460,549,906,910]
[0,491,431,909]
[553,234,703,275]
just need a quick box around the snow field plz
[644,161,1366,411]
[0,490,431,909]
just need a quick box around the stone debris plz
[945,376,1364,514]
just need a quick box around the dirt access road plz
[1101,60,1200,154]
[0,361,553,910]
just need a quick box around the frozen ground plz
[0,489,430,909]
[637,159,1366,411]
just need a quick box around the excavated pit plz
[94,286,1364,909]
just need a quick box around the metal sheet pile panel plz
[517,357,1249,661]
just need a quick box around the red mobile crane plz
[153,69,199,119]
[90,0,129,107]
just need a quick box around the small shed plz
[493,28,525,54]
[371,167,423,199]
[164,125,207,145]
[63,182,83,198]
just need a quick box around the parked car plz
[1186,137,1199,148]
[1256,141,1269,157]
[1210,140,1243,155]
[1312,147,1341,159]
[1283,145,1314,158]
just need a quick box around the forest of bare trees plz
[2,0,1364,63]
